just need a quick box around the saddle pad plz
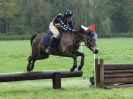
[42,32,52,46]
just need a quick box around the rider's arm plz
[59,19,72,31]
[53,15,72,31]
[68,21,73,30]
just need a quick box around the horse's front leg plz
[76,52,85,71]
[63,51,77,72]
[71,55,77,72]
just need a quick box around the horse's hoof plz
[90,77,94,85]
[26,68,32,72]
[26,70,30,72]
[78,66,82,71]
[70,68,75,72]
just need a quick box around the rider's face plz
[66,17,73,22]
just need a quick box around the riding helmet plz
[64,10,73,18]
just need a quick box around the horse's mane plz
[61,28,85,35]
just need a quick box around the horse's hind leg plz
[26,56,36,72]
[27,53,49,71]
[29,59,36,71]
[26,55,36,72]
[27,56,33,71]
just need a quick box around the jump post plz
[90,58,133,88]
[0,70,83,89]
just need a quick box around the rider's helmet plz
[64,10,74,18]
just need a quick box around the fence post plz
[95,58,101,87]
[100,59,104,87]
[52,72,61,89]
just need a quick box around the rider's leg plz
[45,36,56,53]
[45,22,59,53]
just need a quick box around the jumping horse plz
[26,26,99,72]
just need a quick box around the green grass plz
[0,38,133,99]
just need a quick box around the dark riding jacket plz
[52,14,73,31]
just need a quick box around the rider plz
[45,10,74,53]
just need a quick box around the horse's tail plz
[30,34,38,46]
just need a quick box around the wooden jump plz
[90,59,133,88]
[0,70,83,89]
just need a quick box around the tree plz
[0,0,18,33]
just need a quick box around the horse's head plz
[85,30,99,54]
[78,26,99,54]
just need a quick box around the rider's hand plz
[68,28,72,31]
[72,29,77,33]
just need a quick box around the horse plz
[26,27,99,72]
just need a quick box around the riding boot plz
[45,36,56,53]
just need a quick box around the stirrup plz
[45,47,50,53]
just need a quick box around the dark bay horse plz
[26,27,99,72]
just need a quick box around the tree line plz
[0,0,133,38]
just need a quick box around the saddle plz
[42,30,60,47]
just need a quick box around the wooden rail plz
[0,70,83,89]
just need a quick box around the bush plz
[0,35,31,40]
[0,32,133,41]
[99,32,133,38]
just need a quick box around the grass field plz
[0,38,133,99]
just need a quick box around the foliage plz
[0,35,31,40]
[0,0,133,37]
